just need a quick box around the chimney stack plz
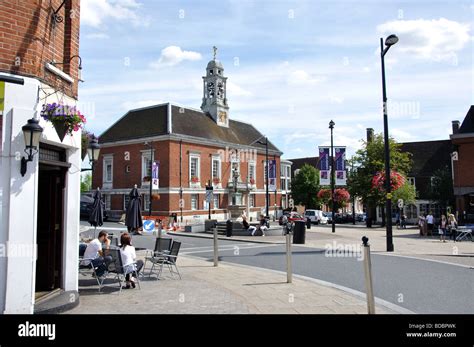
[452,120,460,134]
[367,128,374,143]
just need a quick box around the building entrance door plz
[35,153,66,297]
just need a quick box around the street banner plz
[268,159,277,191]
[206,186,214,203]
[152,161,159,189]
[318,147,330,186]
[335,147,346,186]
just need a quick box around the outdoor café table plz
[455,226,473,242]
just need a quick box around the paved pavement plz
[79,221,473,314]
[69,253,394,314]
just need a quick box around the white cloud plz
[227,81,252,97]
[377,18,471,61]
[150,46,202,69]
[85,33,110,40]
[81,0,145,28]
[288,69,325,85]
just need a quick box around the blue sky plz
[78,0,473,159]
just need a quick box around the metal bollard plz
[213,226,218,267]
[286,232,292,283]
[362,236,375,314]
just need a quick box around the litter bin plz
[306,217,311,229]
[226,219,233,237]
[293,220,306,244]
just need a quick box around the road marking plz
[373,252,473,269]
[181,243,255,251]
[181,244,279,255]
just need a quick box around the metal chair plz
[155,241,182,280]
[107,248,141,293]
[144,238,173,277]
[78,243,106,291]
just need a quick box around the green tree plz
[80,173,91,193]
[392,182,417,205]
[291,164,321,209]
[429,166,454,212]
[347,134,412,225]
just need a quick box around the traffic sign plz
[143,220,155,233]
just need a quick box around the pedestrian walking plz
[401,214,407,229]
[426,212,434,236]
[439,215,447,242]
[448,214,458,242]
[418,214,426,236]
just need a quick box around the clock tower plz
[201,46,229,127]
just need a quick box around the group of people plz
[395,213,408,229]
[81,230,144,289]
[418,213,458,242]
[241,213,269,236]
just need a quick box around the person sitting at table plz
[81,230,112,277]
[120,233,144,289]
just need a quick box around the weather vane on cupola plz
[213,46,218,60]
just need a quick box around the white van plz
[304,210,328,224]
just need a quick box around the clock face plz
[207,82,215,97]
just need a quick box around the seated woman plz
[242,215,257,236]
[119,233,144,289]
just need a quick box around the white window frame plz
[249,194,255,208]
[211,155,221,181]
[248,161,256,184]
[229,159,240,181]
[143,194,150,211]
[189,154,201,182]
[191,194,198,210]
[141,152,153,182]
[213,194,219,209]
[123,194,130,210]
[103,156,113,184]
[104,194,111,210]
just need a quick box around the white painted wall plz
[0,74,80,313]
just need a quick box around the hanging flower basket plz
[40,103,86,142]
[151,193,160,201]
[143,176,151,182]
[249,178,256,185]
[191,176,200,183]
[371,171,405,192]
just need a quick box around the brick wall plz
[452,139,474,188]
[0,0,81,99]
[94,138,285,214]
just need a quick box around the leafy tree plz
[291,164,322,209]
[80,173,91,193]
[429,166,454,212]
[347,134,412,225]
[392,182,417,205]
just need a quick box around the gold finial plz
[213,46,218,60]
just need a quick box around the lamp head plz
[385,34,399,47]
[329,120,335,129]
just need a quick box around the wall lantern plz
[21,118,43,176]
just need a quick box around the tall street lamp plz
[329,120,336,233]
[257,137,269,218]
[380,34,399,252]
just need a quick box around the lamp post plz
[257,137,269,218]
[380,34,398,252]
[329,120,336,233]
[144,141,153,216]
[20,118,43,176]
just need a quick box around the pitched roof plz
[287,157,320,172]
[400,140,452,177]
[458,105,474,134]
[99,103,281,153]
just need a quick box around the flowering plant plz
[40,103,86,141]
[317,188,351,209]
[249,178,256,185]
[191,176,200,183]
[371,171,405,192]
[212,177,221,184]
[143,176,151,182]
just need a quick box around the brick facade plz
[0,0,80,99]
[93,137,285,219]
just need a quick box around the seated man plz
[258,215,268,236]
[81,230,112,277]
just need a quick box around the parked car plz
[356,213,367,222]
[279,211,305,224]
[324,212,333,224]
[304,210,328,224]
